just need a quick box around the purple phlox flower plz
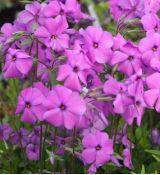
[42,0,68,29]
[88,163,97,174]
[112,33,127,51]
[9,128,29,148]
[82,108,108,136]
[0,23,15,43]
[109,0,145,22]
[26,143,40,161]
[68,40,92,65]
[150,129,160,145]
[81,131,113,168]
[28,126,45,145]
[84,69,102,89]
[122,135,134,149]
[3,48,33,79]
[33,82,49,97]
[103,76,144,125]
[35,17,69,51]
[144,72,160,112]
[111,42,142,76]
[64,0,93,22]
[16,86,46,123]
[80,26,113,64]
[145,0,160,14]
[57,51,91,91]
[123,148,133,169]
[103,76,130,114]
[54,136,72,155]
[0,124,13,141]
[43,85,86,129]
[139,33,160,66]
[43,0,92,25]
[17,1,41,32]
[141,13,160,34]
[126,71,146,126]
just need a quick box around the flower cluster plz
[0,0,160,173]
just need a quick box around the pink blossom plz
[80,26,113,64]
[123,148,133,169]
[3,48,33,78]
[16,87,46,123]
[35,18,69,51]
[43,85,86,129]
[57,52,91,91]
[111,42,142,76]
[81,131,113,168]
[141,13,160,34]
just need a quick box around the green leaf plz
[145,149,160,156]
[135,127,142,140]
[21,39,32,46]
[141,165,145,174]
[152,155,160,162]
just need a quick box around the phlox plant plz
[0,0,160,174]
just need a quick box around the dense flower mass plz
[0,0,160,173]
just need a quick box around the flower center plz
[152,45,158,52]
[52,35,57,40]
[73,66,79,73]
[12,57,17,62]
[41,44,47,50]
[136,100,141,106]
[154,26,158,32]
[87,74,94,88]
[61,140,65,145]
[60,104,66,111]
[93,42,99,48]
[128,55,134,61]
[59,9,64,16]
[95,145,101,151]
[119,87,124,93]
[25,102,31,108]
[118,5,123,11]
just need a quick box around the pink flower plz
[64,0,93,22]
[82,108,108,136]
[57,52,91,91]
[26,143,40,161]
[35,18,69,51]
[3,48,33,78]
[145,0,160,14]
[144,73,160,112]
[17,1,41,32]
[43,0,92,25]
[109,0,145,22]
[139,33,160,66]
[80,26,113,64]
[16,87,46,123]
[43,85,86,129]
[123,148,133,169]
[141,13,160,34]
[111,42,142,76]
[81,131,113,168]
[42,1,68,29]
[0,23,14,43]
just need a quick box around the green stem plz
[72,127,76,173]
[42,123,48,169]
[113,116,120,146]
[39,122,43,173]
